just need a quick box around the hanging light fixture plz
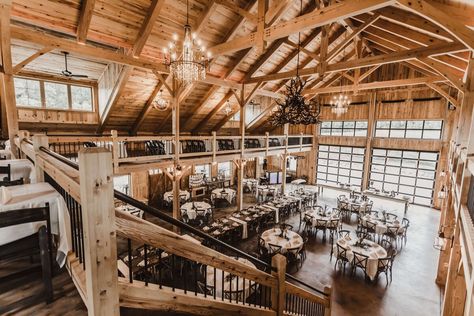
[153,89,169,111]
[223,100,232,116]
[331,31,351,116]
[162,0,209,85]
[269,0,321,127]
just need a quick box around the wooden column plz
[78,148,119,316]
[172,80,181,231]
[237,85,246,211]
[17,130,29,159]
[362,93,377,190]
[271,254,286,316]
[32,134,48,183]
[110,130,119,174]
[307,123,318,185]
[281,123,289,194]
[0,0,19,156]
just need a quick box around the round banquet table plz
[211,188,236,204]
[335,236,387,280]
[261,228,303,254]
[180,201,212,220]
[163,190,190,203]
[206,257,256,301]
[305,209,340,227]
[338,196,369,213]
[361,214,403,235]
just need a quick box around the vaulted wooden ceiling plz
[6,0,474,135]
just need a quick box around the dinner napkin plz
[0,186,12,205]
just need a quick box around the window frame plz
[14,76,95,112]
[320,120,368,137]
[374,120,443,140]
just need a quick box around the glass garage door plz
[317,145,365,189]
[369,149,438,206]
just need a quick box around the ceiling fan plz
[60,52,88,78]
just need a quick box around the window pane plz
[376,121,390,128]
[424,120,442,129]
[390,129,405,138]
[71,86,92,111]
[407,120,423,129]
[14,78,41,108]
[375,129,389,137]
[405,130,423,138]
[44,82,68,109]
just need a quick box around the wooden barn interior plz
[0,0,474,315]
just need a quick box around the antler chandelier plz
[162,0,209,85]
[269,0,321,127]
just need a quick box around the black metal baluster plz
[127,238,132,283]
[184,260,187,294]
[144,244,148,286]
[248,280,251,306]
[172,255,175,292]
[213,267,216,299]
[203,264,207,298]
[158,250,162,289]
[235,276,239,303]
[221,270,224,301]
[242,278,246,305]
[194,261,198,296]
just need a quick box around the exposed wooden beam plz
[303,76,445,95]
[246,42,466,83]
[12,46,52,74]
[215,0,257,24]
[11,26,168,73]
[76,0,96,43]
[426,82,460,108]
[131,75,169,135]
[208,0,395,56]
[397,0,474,51]
[192,90,235,131]
[326,13,380,62]
[256,0,267,53]
[131,0,165,57]
[265,0,291,25]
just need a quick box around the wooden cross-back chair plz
[0,163,11,181]
[0,203,53,305]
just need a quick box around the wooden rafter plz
[131,0,165,57]
[76,0,96,43]
[208,0,395,56]
[426,82,460,108]
[397,0,474,51]
[215,0,257,24]
[192,90,235,131]
[246,42,466,84]
[12,46,52,74]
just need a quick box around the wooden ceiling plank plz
[192,90,235,131]
[130,77,167,135]
[76,0,96,43]
[12,46,52,74]
[208,0,395,57]
[215,0,257,24]
[11,26,168,73]
[397,0,474,51]
[131,0,166,57]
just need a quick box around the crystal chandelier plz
[269,0,320,127]
[153,89,169,111]
[162,0,209,85]
[330,93,350,115]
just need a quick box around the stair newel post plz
[271,253,286,316]
[32,134,48,183]
[79,147,119,316]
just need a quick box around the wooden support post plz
[281,124,289,194]
[265,132,269,157]
[17,130,29,159]
[111,130,119,174]
[308,124,318,185]
[212,131,217,162]
[237,160,244,211]
[237,85,246,211]
[362,93,377,190]
[32,134,48,183]
[0,0,19,157]
[172,80,181,233]
[78,148,119,316]
[271,254,286,316]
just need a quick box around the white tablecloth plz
[339,197,368,213]
[211,188,236,204]
[291,179,306,185]
[180,201,212,220]
[336,236,387,280]
[0,182,72,267]
[229,216,248,239]
[206,258,256,301]
[0,149,12,159]
[305,209,340,227]
[163,190,190,203]
[261,228,303,254]
[0,159,36,183]
[259,204,280,223]
[361,214,402,235]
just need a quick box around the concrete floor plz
[3,185,443,315]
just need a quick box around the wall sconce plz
[437,185,446,199]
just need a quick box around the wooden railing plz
[44,131,314,174]
[14,133,331,316]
